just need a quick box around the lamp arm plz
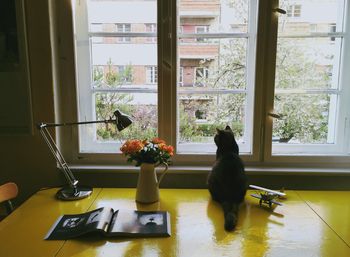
[43,118,117,128]
[39,126,78,188]
[36,110,132,200]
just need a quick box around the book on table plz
[45,207,171,240]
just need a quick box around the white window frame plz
[194,67,209,86]
[195,25,209,42]
[177,1,257,155]
[146,66,158,84]
[116,23,131,43]
[90,23,103,43]
[117,65,132,84]
[287,4,301,18]
[179,66,183,86]
[56,0,350,169]
[146,23,157,43]
[262,0,350,165]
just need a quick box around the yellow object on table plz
[0,188,349,257]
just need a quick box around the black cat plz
[207,126,247,231]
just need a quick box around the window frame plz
[146,66,158,84]
[194,66,209,86]
[116,23,131,43]
[55,0,350,170]
[261,0,350,166]
[287,4,301,18]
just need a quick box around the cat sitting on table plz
[207,125,247,231]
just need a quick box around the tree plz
[93,59,133,140]
[179,0,333,144]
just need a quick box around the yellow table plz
[0,188,349,257]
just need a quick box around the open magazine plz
[45,207,171,240]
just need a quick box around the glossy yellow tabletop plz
[296,191,350,247]
[1,188,350,257]
[0,188,102,257]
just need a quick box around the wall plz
[0,0,60,205]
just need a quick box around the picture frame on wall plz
[0,0,32,135]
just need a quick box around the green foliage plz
[273,94,329,143]
[272,39,331,143]
[96,25,333,145]
[179,104,198,142]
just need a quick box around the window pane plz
[272,0,345,152]
[279,0,345,35]
[272,94,334,144]
[178,93,246,152]
[275,38,341,90]
[179,38,247,89]
[75,0,157,153]
[95,92,157,141]
[178,0,255,155]
[179,0,249,33]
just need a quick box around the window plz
[287,4,301,18]
[146,23,157,43]
[117,66,133,84]
[195,26,209,42]
[116,23,131,43]
[194,67,209,86]
[64,0,350,168]
[195,109,207,120]
[91,23,103,43]
[146,66,157,84]
[329,23,336,41]
[179,67,184,86]
[271,0,348,156]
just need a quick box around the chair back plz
[0,182,18,213]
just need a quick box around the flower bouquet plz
[120,138,174,203]
[120,138,174,167]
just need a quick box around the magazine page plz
[108,210,171,237]
[45,207,113,240]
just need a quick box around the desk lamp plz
[38,110,133,200]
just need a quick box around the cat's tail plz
[221,201,239,231]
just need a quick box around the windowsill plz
[68,164,350,190]
[69,164,350,175]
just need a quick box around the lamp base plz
[56,185,93,200]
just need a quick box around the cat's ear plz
[225,125,232,131]
[216,128,224,134]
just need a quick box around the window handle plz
[268,112,283,119]
[273,8,287,14]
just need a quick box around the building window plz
[329,23,336,41]
[179,67,184,86]
[271,0,347,155]
[194,67,209,87]
[287,4,301,18]
[195,109,207,121]
[117,66,133,84]
[146,23,157,43]
[195,26,209,42]
[116,23,131,42]
[91,23,103,43]
[146,66,157,84]
[66,0,350,167]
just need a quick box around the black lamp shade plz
[114,110,133,131]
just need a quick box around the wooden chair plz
[0,182,18,218]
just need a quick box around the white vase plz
[135,163,168,204]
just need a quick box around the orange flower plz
[120,138,173,166]
[152,137,166,144]
[120,140,144,154]
[159,144,174,156]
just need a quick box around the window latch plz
[268,112,283,119]
[273,8,287,14]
